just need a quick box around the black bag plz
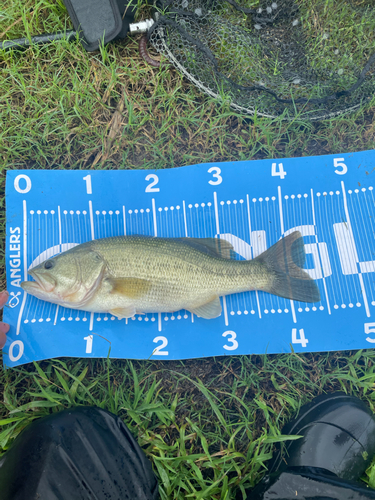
[64,0,136,51]
[0,406,159,500]
[1,0,137,52]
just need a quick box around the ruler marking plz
[354,191,374,301]
[213,192,220,235]
[311,189,331,315]
[291,300,297,324]
[122,205,127,235]
[16,200,28,336]
[152,198,157,236]
[89,200,95,240]
[53,305,59,326]
[89,312,94,331]
[213,192,228,325]
[256,291,262,319]
[341,181,370,316]
[278,186,284,235]
[246,194,261,316]
[359,274,371,318]
[222,297,229,326]
[182,200,188,237]
[58,205,62,253]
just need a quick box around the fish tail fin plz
[255,231,321,303]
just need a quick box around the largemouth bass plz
[21,232,320,319]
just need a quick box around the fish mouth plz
[22,270,57,294]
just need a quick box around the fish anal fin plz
[107,277,151,299]
[179,237,235,259]
[188,296,222,319]
[110,306,136,319]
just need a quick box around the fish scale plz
[21,233,320,320]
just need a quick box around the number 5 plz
[365,323,375,343]
[334,158,347,175]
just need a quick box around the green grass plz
[3,352,375,498]
[1,0,375,498]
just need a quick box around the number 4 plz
[292,328,308,348]
[271,163,287,179]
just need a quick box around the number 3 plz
[222,330,238,350]
[208,167,222,185]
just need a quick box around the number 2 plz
[145,174,160,192]
[153,336,168,355]
[208,167,222,185]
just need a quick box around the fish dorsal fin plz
[188,296,222,319]
[107,277,151,299]
[179,237,235,259]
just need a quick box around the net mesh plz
[148,0,375,120]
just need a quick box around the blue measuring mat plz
[3,150,375,367]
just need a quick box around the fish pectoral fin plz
[188,296,222,319]
[110,306,136,319]
[107,277,151,299]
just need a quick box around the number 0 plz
[14,174,32,194]
[9,340,24,362]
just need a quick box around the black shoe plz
[270,392,375,481]
[248,467,375,500]
[246,392,375,500]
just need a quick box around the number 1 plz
[83,175,92,194]
[84,335,93,353]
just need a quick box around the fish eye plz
[44,260,54,270]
